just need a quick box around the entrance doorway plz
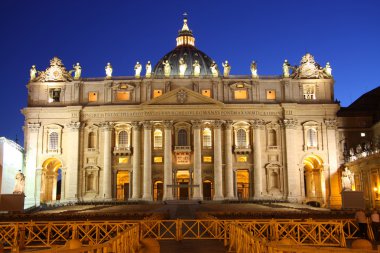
[176,170,190,200]
[303,155,324,205]
[154,181,163,201]
[236,170,250,200]
[41,158,62,203]
[116,171,130,200]
[203,180,212,200]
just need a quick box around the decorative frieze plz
[224,120,233,130]
[142,121,152,130]
[213,120,224,128]
[131,121,141,129]
[27,122,41,133]
[191,120,202,129]
[324,119,337,129]
[282,118,298,129]
[163,120,173,129]
[66,121,81,131]
[250,119,265,129]
[99,121,114,131]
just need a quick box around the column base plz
[191,196,203,201]
[287,196,302,203]
[142,195,153,201]
[129,197,141,201]
[213,195,224,201]
[163,196,174,201]
[225,195,237,200]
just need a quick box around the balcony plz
[174,146,191,153]
[233,145,251,154]
[113,146,132,155]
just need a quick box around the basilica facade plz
[23,17,342,209]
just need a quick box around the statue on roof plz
[210,61,218,77]
[222,60,231,77]
[283,60,291,78]
[13,170,25,194]
[250,61,258,78]
[290,53,332,79]
[35,57,73,82]
[324,62,332,77]
[30,65,37,81]
[105,62,113,79]
[73,63,81,80]
[193,60,201,77]
[146,61,152,78]
[179,57,187,77]
[163,60,171,77]
[134,62,142,78]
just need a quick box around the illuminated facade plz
[22,17,342,209]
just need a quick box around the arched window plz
[307,129,317,147]
[154,129,163,149]
[202,128,212,148]
[236,129,247,147]
[88,132,95,148]
[268,129,277,146]
[178,129,187,146]
[49,132,58,151]
[118,131,128,146]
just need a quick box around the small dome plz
[153,16,218,77]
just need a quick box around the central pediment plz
[143,87,224,106]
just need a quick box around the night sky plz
[1,0,379,145]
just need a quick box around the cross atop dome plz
[177,13,195,47]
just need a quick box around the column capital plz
[66,121,81,131]
[99,121,114,131]
[281,118,298,129]
[27,122,41,133]
[324,119,337,129]
[191,120,202,129]
[131,121,141,129]
[224,120,233,130]
[250,119,265,129]
[213,120,224,129]
[142,121,152,130]
[163,120,173,129]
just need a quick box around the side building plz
[22,17,341,209]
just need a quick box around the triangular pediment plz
[143,87,224,106]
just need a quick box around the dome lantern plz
[176,15,195,47]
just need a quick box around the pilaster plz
[213,120,224,200]
[192,120,203,200]
[65,121,80,202]
[224,121,235,199]
[131,122,141,200]
[251,119,265,198]
[100,121,113,200]
[163,120,174,200]
[142,121,152,201]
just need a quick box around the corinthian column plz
[283,118,301,202]
[131,122,141,200]
[213,120,224,200]
[65,122,81,202]
[251,119,264,198]
[100,122,113,200]
[142,121,152,201]
[192,120,203,200]
[224,121,235,199]
[24,123,40,209]
[163,121,173,200]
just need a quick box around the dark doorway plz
[179,182,189,200]
[203,181,212,200]
[123,183,129,200]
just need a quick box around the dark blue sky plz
[1,0,379,145]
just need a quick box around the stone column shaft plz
[65,122,80,201]
[101,122,112,200]
[213,120,224,200]
[192,121,203,200]
[131,122,141,199]
[163,121,173,200]
[142,121,152,201]
[252,120,264,198]
[225,121,234,199]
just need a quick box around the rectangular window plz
[237,155,248,163]
[154,156,163,163]
[203,156,212,163]
[234,90,247,100]
[153,89,163,98]
[49,88,61,102]
[118,157,129,164]
[266,90,276,100]
[201,89,211,97]
[88,92,98,102]
[116,91,130,101]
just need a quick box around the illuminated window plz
[154,157,163,163]
[49,88,61,102]
[202,127,212,148]
[236,83,244,88]
[234,90,247,100]
[203,156,212,163]
[307,129,317,147]
[236,129,247,147]
[153,89,163,98]
[49,132,58,151]
[178,129,187,146]
[266,90,276,100]
[119,157,129,164]
[88,132,95,148]
[237,155,247,163]
[361,132,366,137]
[116,91,130,101]
[202,89,211,97]
[303,85,316,100]
[88,92,98,102]
[154,129,163,149]
[268,129,277,146]
[118,131,128,146]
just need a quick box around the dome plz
[153,17,218,77]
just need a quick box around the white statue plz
[193,60,201,77]
[30,65,37,80]
[250,61,258,78]
[146,61,152,78]
[134,61,142,78]
[163,60,171,77]
[341,167,354,191]
[13,170,25,194]
[105,62,113,78]
[73,63,81,79]
[210,61,218,77]
[222,60,231,77]
[179,58,187,77]
[283,59,290,78]
[324,62,332,76]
